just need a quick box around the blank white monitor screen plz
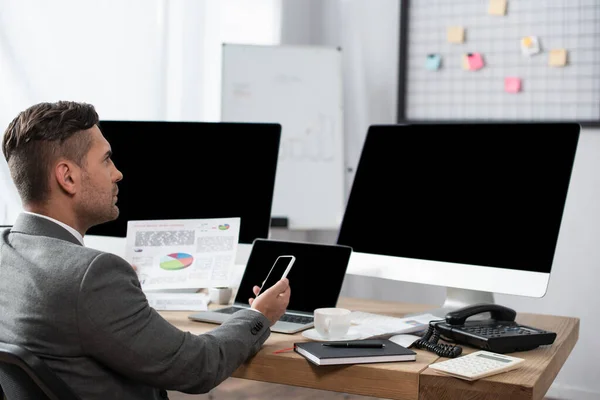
[337,123,580,296]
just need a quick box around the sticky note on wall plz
[425,54,442,70]
[549,49,567,67]
[489,0,508,16]
[463,53,484,71]
[447,26,465,43]
[505,77,521,93]
[521,36,541,56]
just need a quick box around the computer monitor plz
[87,121,281,245]
[337,123,580,315]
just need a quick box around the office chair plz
[0,341,81,400]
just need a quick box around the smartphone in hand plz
[257,255,295,295]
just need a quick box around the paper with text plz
[126,218,240,290]
[349,312,440,339]
[145,292,209,311]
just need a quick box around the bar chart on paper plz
[160,253,194,270]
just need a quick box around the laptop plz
[188,238,353,334]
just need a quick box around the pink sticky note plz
[505,77,521,93]
[466,53,484,70]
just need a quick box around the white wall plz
[279,1,600,398]
[0,0,282,225]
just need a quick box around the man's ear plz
[55,160,80,195]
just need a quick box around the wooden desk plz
[420,312,579,400]
[160,297,579,400]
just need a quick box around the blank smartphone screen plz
[260,256,294,294]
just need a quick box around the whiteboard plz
[221,44,345,230]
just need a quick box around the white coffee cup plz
[314,308,351,339]
[209,287,233,305]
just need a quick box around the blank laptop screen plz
[235,239,352,313]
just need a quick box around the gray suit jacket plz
[0,213,271,399]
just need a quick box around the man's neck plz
[24,203,86,237]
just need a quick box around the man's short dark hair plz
[2,101,99,204]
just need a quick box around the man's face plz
[76,125,123,228]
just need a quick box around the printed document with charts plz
[125,218,240,291]
[349,312,440,339]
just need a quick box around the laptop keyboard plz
[214,307,313,324]
[279,314,313,324]
[214,307,241,315]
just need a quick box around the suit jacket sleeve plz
[77,252,271,394]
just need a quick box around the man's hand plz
[248,279,290,326]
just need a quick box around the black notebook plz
[294,340,417,366]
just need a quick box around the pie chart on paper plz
[160,253,194,270]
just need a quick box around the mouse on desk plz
[388,334,422,348]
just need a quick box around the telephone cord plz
[412,321,463,358]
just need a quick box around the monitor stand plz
[420,287,495,319]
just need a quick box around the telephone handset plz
[413,303,557,357]
[444,303,516,325]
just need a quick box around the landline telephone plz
[413,303,557,357]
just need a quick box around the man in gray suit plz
[0,101,291,399]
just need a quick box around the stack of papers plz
[145,292,208,311]
[349,312,440,339]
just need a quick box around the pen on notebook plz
[322,343,385,348]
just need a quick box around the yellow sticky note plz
[489,0,507,15]
[549,49,567,67]
[447,26,465,44]
[462,54,470,70]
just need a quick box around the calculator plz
[428,350,524,381]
